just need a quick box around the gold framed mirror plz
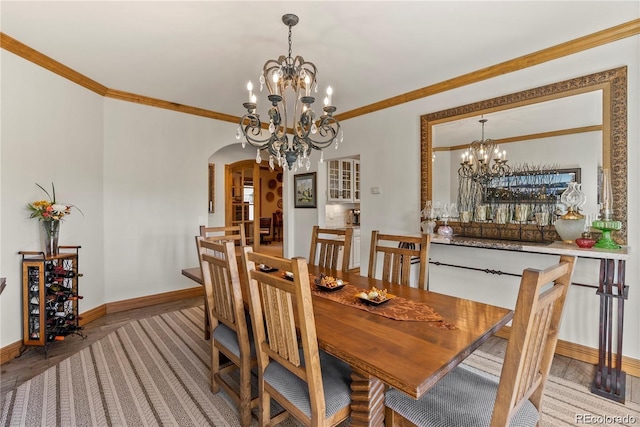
[421,67,627,243]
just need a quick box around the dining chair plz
[259,217,272,244]
[368,231,431,290]
[197,224,246,340]
[195,237,257,427]
[242,247,353,427]
[199,224,247,246]
[384,254,577,427]
[309,225,353,272]
[273,210,283,241]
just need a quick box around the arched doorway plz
[225,159,283,255]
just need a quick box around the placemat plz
[311,280,456,330]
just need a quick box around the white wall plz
[102,99,237,302]
[1,34,638,361]
[1,52,105,344]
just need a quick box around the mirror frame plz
[421,67,627,244]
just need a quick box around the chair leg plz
[210,344,220,393]
[259,386,271,427]
[239,363,252,427]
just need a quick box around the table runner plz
[310,280,456,330]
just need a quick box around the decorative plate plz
[277,199,283,208]
[259,264,278,273]
[277,186,283,196]
[356,293,396,305]
[314,274,346,291]
[277,173,283,183]
[316,282,346,292]
[266,192,275,202]
[268,179,277,189]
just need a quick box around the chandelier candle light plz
[236,14,343,171]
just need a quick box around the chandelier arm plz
[302,117,340,149]
[269,103,286,139]
[242,129,273,148]
[278,97,289,147]
[293,103,315,140]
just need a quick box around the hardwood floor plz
[1,295,638,406]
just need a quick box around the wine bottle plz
[47,283,64,293]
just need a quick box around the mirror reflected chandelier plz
[458,118,510,183]
[235,13,343,171]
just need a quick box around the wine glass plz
[449,203,458,219]
[441,203,451,224]
[433,201,442,221]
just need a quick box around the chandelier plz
[235,14,343,171]
[458,118,510,182]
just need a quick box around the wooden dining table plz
[182,264,513,426]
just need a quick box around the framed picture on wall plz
[294,172,317,208]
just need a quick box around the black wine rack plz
[20,246,84,356]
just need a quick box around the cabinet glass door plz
[354,160,360,202]
[340,160,353,200]
[328,160,341,201]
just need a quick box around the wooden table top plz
[181,264,513,399]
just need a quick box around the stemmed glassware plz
[437,202,454,238]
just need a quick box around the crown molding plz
[0,32,108,95]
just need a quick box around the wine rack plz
[20,246,84,354]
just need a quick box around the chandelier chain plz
[288,23,293,61]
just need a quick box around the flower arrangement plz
[27,183,79,222]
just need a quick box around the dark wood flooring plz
[1,296,638,406]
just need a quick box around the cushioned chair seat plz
[264,350,352,419]
[385,364,540,427]
[212,319,256,358]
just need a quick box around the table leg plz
[591,259,627,403]
[349,370,385,427]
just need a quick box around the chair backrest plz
[242,247,328,423]
[273,210,283,227]
[195,237,251,351]
[492,254,576,425]
[309,226,353,272]
[199,224,246,246]
[368,231,431,289]
[260,217,272,235]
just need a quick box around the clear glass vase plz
[42,220,60,257]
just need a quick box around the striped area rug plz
[1,306,639,426]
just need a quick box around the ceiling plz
[1,1,638,121]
